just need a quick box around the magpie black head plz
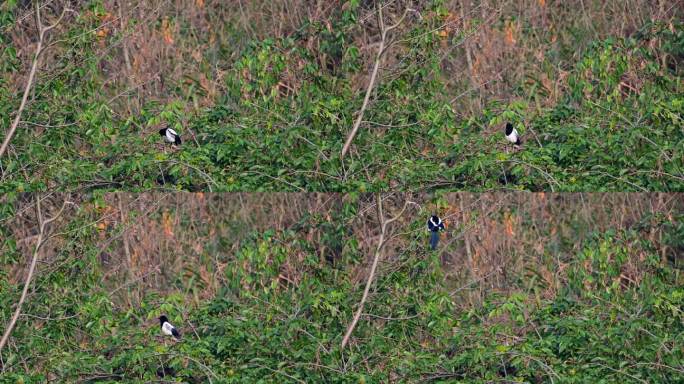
[158,128,167,136]
[428,215,444,232]
[504,123,514,135]
[159,315,169,325]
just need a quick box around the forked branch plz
[340,4,410,159]
[340,194,412,349]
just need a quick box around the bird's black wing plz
[172,327,181,339]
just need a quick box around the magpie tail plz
[430,231,440,250]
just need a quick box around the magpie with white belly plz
[159,127,182,146]
[504,123,521,146]
[427,215,445,250]
[159,315,181,340]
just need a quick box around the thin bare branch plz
[341,194,412,349]
[341,5,409,159]
[0,2,70,159]
[0,196,70,354]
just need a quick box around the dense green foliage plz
[0,1,682,192]
[1,197,682,383]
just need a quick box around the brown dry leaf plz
[96,28,109,40]
[191,49,202,63]
[505,21,517,45]
[541,74,553,92]
[196,0,205,7]
[444,12,458,34]
[472,55,481,78]
[131,248,139,269]
[539,265,553,286]
[193,242,203,254]
[199,74,210,92]
[162,211,174,238]
[538,0,546,7]
[199,265,210,284]
[162,17,174,45]
[504,212,515,236]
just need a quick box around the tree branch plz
[0,2,69,159]
[0,195,70,354]
[340,5,409,159]
[341,194,411,349]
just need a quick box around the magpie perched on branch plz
[159,127,181,146]
[159,315,181,340]
[427,215,445,250]
[504,123,521,146]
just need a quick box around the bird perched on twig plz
[504,122,521,146]
[159,127,181,146]
[427,215,445,250]
[159,315,181,340]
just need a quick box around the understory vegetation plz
[0,1,682,191]
[1,193,682,382]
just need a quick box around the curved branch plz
[0,196,69,354]
[340,5,409,159]
[341,194,411,349]
[0,2,69,159]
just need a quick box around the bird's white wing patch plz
[164,129,176,143]
[506,128,519,143]
[162,322,175,336]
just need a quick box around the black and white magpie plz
[159,127,181,146]
[159,315,181,340]
[427,215,445,250]
[504,123,521,146]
